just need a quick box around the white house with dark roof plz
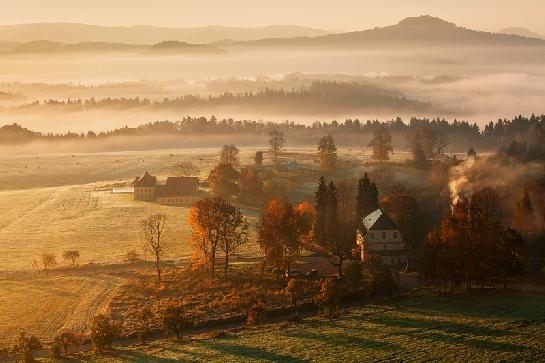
[357,208,407,267]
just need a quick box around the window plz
[382,232,386,239]
[370,232,375,239]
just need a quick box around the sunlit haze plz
[2,0,545,33]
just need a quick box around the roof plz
[362,209,399,231]
[134,172,157,187]
[156,177,198,197]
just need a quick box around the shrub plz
[50,341,62,359]
[90,314,118,352]
[126,250,141,264]
[316,279,340,319]
[161,302,190,339]
[13,332,41,363]
[54,330,80,356]
[345,260,364,294]
[284,279,307,321]
[246,301,267,326]
[371,267,398,298]
[135,306,154,344]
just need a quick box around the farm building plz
[357,208,407,267]
[133,172,198,205]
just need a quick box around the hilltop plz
[221,15,545,48]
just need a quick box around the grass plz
[0,273,123,348]
[72,289,545,362]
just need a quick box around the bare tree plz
[219,144,240,167]
[140,214,169,282]
[39,253,57,277]
[269,130,285,163]
[62,250,80,266]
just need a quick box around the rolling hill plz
[220,15,545,48]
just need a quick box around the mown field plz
[76,289,545,363]
[0,272,123,348]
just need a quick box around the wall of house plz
[134,186,155,201]
[357,229,406,266]
[155,196,198,206]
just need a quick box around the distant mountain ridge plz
[0,39,225,55]
[0,23,328,44]
[501,27,544,40]
[219,15,545,48]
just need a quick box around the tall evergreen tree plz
[313,176,328,243]
[356,173,379,220]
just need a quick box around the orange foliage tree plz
[257,198,315,275]
[189,197,248,278]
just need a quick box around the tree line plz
[2,114,544,151]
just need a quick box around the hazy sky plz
[3,0,545,34]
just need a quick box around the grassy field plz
[74,289,545,362]
[0,147,430,271]
[0,272,123,348]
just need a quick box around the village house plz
[357,208,407,267]
[133,171,199,205]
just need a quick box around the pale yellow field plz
[0,272,123,348]
[0,147,429,271]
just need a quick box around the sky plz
[2,0,545,34]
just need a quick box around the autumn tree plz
[208,163,239,197]
[161,302,189,339]
[39,253,57,277]
[140,214,169,283]
[13,332,41,363]
[269,129,285,163]
[284,279,307,321]
[422,187,525,292]
[496,228,525,288]
[381,183,422,270]
[368,126,393,161]
[257,198,314,275]
[62,250,80,266]
[189,197,248,278]
[239,166,264,205]
[317,134,337,172]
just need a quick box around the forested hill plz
[18,82,430,114]
[220,15,545,48]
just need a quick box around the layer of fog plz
[0,46,544,133]
[1,73,544,133]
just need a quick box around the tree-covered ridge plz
[18,81,429,114]
[2,114,543,151]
